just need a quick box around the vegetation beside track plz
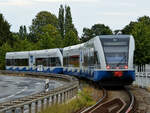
[39,87,96,113]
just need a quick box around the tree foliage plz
[58,5,65,38]
[0,43,12,69]
[122,16,150,65]
[81,24,112,42]
[58,5,79,46]
[65,6,77,35]
[19,25,27,40]
[29,11,58,42]
[63,30,79,47]
[0,14,12,46]
[37,24,63,49]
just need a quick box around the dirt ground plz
[130,86,150,113]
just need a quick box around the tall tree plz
[37,24,63,49]
[63,30,79,47]
[19,25,27,40]
[58,5,65,38]
[91,24,112,36]
[81,24,112,42]
[122,16,150,65]
[81,28,94,42]
[0,14,12,46]
[0,43,12,69]
[65,5,78,36]
[29,11,58,42]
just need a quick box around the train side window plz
[94,51,101,69]
[36,57,61,67]
[63,57,67,67]
[55,57,61,66]
[6,59,11,66]
[69,55,79,67]
[6,59,29,66]
[52,57,61,67]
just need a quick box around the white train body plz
[5,49,63,73]
[63,35,135,85]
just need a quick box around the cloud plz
[33,0,98,3]
[0,0,99,6]
[117,2,136,7]
[0,0,33,6]
[100,12,136,16]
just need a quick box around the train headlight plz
[116,67,119,69]
[124,65,128,69]
[106,65,110,69]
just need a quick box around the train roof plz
[6,48,62,59]
[63,43,84,51]
[99,35,133,39]
[63,43,84,56]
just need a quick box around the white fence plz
[134,64,150,88]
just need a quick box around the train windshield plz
[100,37,129,69]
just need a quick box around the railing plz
[0,71,79,113]
[134,72,150,88]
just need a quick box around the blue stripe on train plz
[6,67,63,74]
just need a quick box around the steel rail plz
[81,87,107,113]
[124,87,136,113]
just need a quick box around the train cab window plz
[100,37,129,69]
[82,48,100,68]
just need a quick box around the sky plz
[0,0,150,36]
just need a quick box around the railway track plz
[79,86,136,113]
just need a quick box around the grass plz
[39,87,96,113]
[147,87,150,92]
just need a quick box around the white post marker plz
[45,79,49,92]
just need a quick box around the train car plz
[63,35,135,85]
[63,43,84,76]
[5,49,63,74]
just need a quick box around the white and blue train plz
[5,35,135,85]
[6,49,63,73]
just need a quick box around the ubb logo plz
[113,37,119,42]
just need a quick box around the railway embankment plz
[130,86,150,113]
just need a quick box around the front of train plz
[95,35,135,86]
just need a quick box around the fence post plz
[21,106,24,113]
[12,109,15,113]
[56,94,58,104]
[51,95,54,105]
[35,101,38,113]
[46,97,50,108]
[41,99,44,111]
[63,92,66,103]
[60,93,63,104]
[29,103,32,113]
